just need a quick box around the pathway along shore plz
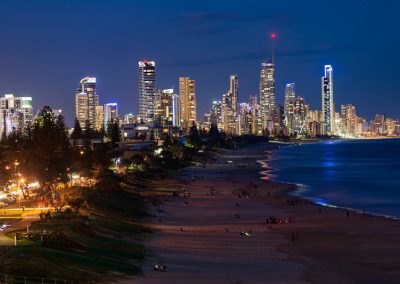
[125,143,400,284]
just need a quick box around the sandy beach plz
[121,143,400,284]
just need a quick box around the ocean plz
[260,139,400,218]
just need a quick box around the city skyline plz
[0,1,399,126]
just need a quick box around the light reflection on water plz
[261,139,400,218]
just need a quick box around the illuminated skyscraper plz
[104,103,119,130]
[154,89,179,127]
[138,60,156,122]
[341,104,357,137]
[95,106,104,131]
[321,65,334,134]
[179,77,196,128]
[0,94,33,136]
[292,97,307,134]
[222,75,239,134]
[259,61,276,132]
[75,77,99,129]
[284,83,295,132]
[210,100,222,128]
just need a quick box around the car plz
[240,231,252,237]
[153,264,167,272]
[0,224,11,231]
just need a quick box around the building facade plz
[221,75,239,135]
[0,94,33,136]
[104,103,119,130]
[138,60,156,122]
[75,77,98,129]
[321,65,334,134]
[259,61,276,133]
[179,77,196,129]
[154,89,179,127]
[284,83,296,133]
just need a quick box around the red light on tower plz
[271,33,277,39]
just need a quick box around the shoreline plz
[265,140,400,221]
[128,142,400,283]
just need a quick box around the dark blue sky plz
[0,0,398,126]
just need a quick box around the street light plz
[13,161,19,173]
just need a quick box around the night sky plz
[0,0,398,126]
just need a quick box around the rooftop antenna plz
[271,33,277,64]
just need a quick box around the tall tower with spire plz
[259,33,276,134]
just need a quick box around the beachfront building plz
[75,77,99,129]
[138,60,156,123]
[321,65,334,135]
[210,100,222,129]
[370,114,386,135]
[284,83,296,133]
[0,94,33,137]
[384,118,399,136]
[260,61,276,135]
[104,103,119,130]
[154,89,179,127]
[179,77,196,129]
[292,97,308,135]
[221,75,239,135]
[340,104,358,137]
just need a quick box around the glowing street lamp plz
[14,161,20,172]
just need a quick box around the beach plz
[123,143,400,284]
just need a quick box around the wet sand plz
[122,143,400,284]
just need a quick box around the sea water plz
[262,139,400,218]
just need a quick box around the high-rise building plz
[138,60,156,122]
[370,114,386,135]
[321,65,334,134]
[385,118,399,136]
[292,97,307,134]
[95,106,104,131]
[104,103,119,130]
[154,89,179,127]
[0,94,33,136]
[210,100,222,128]
[75,77,99,129]
[179,77,196,129]
[221,75,239,135]
[259,61,276,133]
[284,83,296,133]
[340,104,357,137]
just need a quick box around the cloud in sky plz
[162,44,359,67]
[164,11,299,36]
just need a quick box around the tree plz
[71,118,83,139]
[208,124,221,147]
[188,121,200,146]
[92,142,113,172]
[0,143,11,187]
[30,106,71,189]
[83,120,95,139]
[106,120,121,149]
[95,169,122,192]
[162,134,172,150]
